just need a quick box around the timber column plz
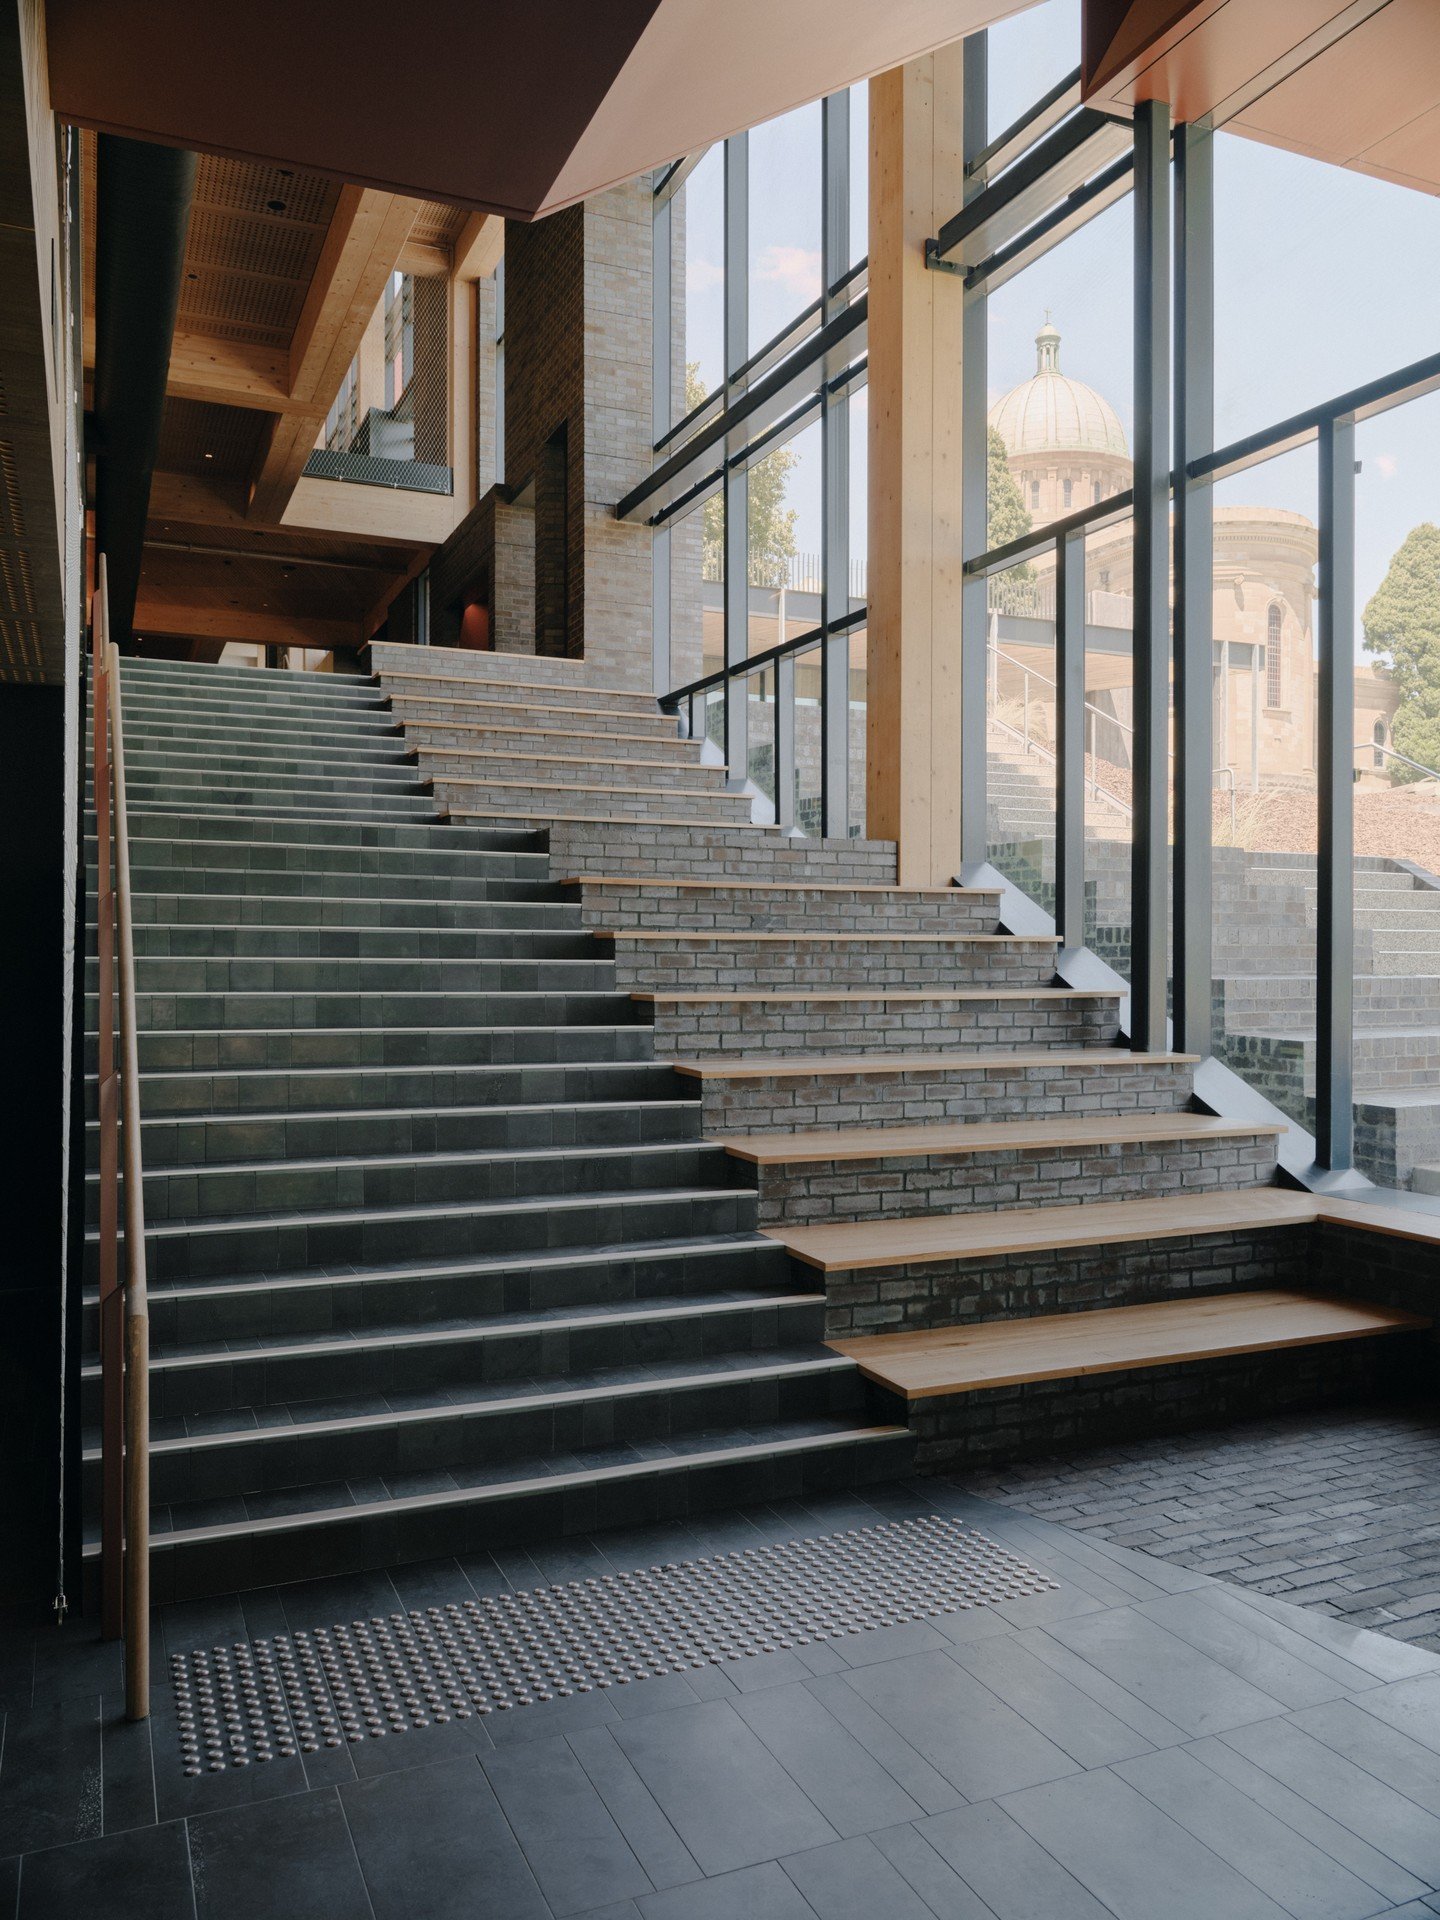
[866,46,966,888]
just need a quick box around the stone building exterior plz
[990,321,1401,790]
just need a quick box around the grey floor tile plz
[840,1649,1078,1802]
[916,1800,1114,1920]
[484,1733,652,1916]
[779,1833,940,1919]
[1133,1590,1362,1709]
[824,1622,949,1670]
[1043,1606,1289,1736]
[637,1860,816,1919]
[0,1696,101,1857]
[1290,1699,1440,1816]
[1188,1733,1430,1909]
[15,1819,193,1920]
[947,1633,1156,1769]
[1182,1582,1385,1693]
[991,1581,1108,1628]
[188,1786,372,1920]
[731,1683,923,1837]
[1221,1716,1440,1887]
[341,1753,548,1920]
[1001,1765,1293,1920]
[867,1821,998,1918]
[801,1673,963,1817]
[609,1698,836,1876]
[0,1853,16,1920]
[606,1675,700,1721]
[487,1688,619,1747]
[721,1650,812,1694]
[1354,1675,1440,1755]
[99,1704,157,1835]
[1114,1743,1391,1920]
[1008,1625,1192,1747]
[568,1726,703,1893]
[1229,1588,1440,1682]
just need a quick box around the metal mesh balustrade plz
[304,270,453,495]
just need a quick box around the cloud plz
[687,256,724,292]
[754,244,822,301]
[1373,452,1399,479]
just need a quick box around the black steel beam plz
[933,108,1131,267]
[1129,98,1171,1052]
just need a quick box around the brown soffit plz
[45,0,664,220]
[49,0,1014,219]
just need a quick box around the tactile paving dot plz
[169,1517,1055,1773]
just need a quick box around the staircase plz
[81,649,1421,1605]
[82,655,907,1606]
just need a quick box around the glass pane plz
[1353,396,1440,1192]
[987,558,1057,899]
[847,82,868,272]
[986,202,1131,546]
[680,147,724,411]
[849,385,868,614]
[749,101,822,355]
[745,665,777,814]
[747,417,820,654]
[848,624,868,840]
[985,0,1080,143]
[1084,521,1135,967]
[667,497,709,694]
[1214,134,1440,448]
[1210,446,1318,1130]
[793,642,824,834]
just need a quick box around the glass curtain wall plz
[640,87,869,835]
[956,12,1440,1194]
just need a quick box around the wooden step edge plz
[404,722,686,745]
[1317,1195,1440,1247]
[723,1114,1286,1166]
[633,987,1118,1005]
[827,1289,1430,1399]
[594,931,1051,948]
[770,1189,1322,1272]
[80,1425,911,1557]
[670,1050,1202,1081]
[558,877,990,897]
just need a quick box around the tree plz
[987,425,1032,553]
[686,363,798,588]
[1363,522,1440,780]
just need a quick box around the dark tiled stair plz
[80,658,909,1604]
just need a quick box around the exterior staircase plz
[80,649,1425,1605]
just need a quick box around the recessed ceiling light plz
[266,199,287,213]
[203,452,213,460]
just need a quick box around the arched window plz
[1062,478,1073,508]
[1093,482,1102,504]
[1030,481,1040,509]
[1266,604,1283,707]
[1374,717,1387,769]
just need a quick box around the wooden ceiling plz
[81,139,483,657]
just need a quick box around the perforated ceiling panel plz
[175,158,340,348]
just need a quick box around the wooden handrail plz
[90,557,150,1721]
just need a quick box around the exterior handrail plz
[91,556,150,1721]
[1361,740,1440,784]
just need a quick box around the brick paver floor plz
[959,1399,1440,1653]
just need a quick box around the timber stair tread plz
[381,668,657,701]
[451,808,780,830]
[829,1290,1429,1399]
[671,1048,1200,1080]
[722,1112,1284,1166]
[409,722,692,747]
[80,1420,910,1557]
[437,774,739,800]
[775,1187,1321,1271]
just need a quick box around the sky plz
[678,0,1440,638]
